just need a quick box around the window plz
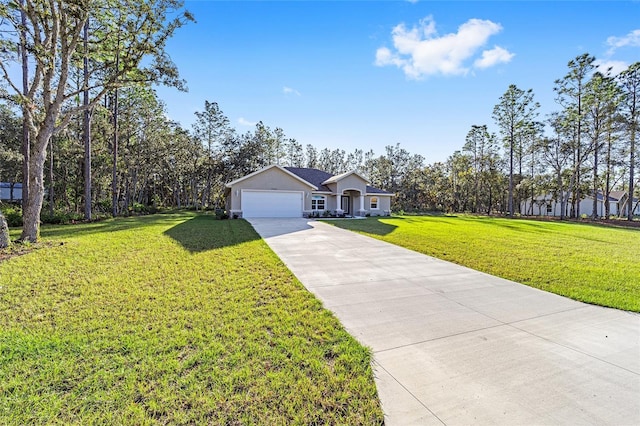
[311,195,326,210]
[370,197,378,209]
[546,204,552,214]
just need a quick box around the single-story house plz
[225,165,393,218]
[521,190,639,217]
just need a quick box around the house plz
[0,182,22,202]
[225,165,393,218]
[611,190,640,217]
[521,190,639,217]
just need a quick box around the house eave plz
[322,170,370,185]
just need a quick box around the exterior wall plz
[367,194,391,216]
[228,167,313,215]
[521,198,564,217]
[335,175,367,196]
[226,167,393,218]
[308,192,334,215]
[522,197,625,218]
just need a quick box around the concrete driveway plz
[247,218,640,425]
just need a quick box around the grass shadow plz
[325,217,399,236]
[163,215,260,253]
[39,212,188,240]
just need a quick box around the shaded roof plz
[225,164,317,189]
[284,167,393,195]
[609,191,626,201]
[366,185,392,194]
[284,167,333,192]
[594,192,619,202]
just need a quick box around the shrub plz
[1,206,23,227]
[40,210,84,225]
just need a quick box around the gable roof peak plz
[225,164,317,189]
[322,170,369,185]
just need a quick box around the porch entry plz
[341,195,350,215]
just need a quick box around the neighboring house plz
[611,190,640,217]
[225,165,393,218]
[0,182,22,202]
[521,191,638,217]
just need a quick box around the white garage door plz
[242,190,303,218]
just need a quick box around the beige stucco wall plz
[335,174,367,195]
[366,194,391,216]
[228,167,314,212]
[227,166,392,217]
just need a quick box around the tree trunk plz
[592,143,599,219]
[20,0,30,213]
[112,87,119,217]
[605,132,612,218]
[49,139,54,217]
[0,212,9,248]
[83,20,92,221]
[508,134,514,217]
[629,129,636,221]
[558,170,566,221]
[20,134,48,242]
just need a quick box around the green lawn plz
[0,213,383,424]
[327,215,640,312]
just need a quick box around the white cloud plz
[595,59,629,76]
[474,46,515,69]
[375,16,513,79]
[283,86,301,96]
[606,29,640,55]
[238,117,256,127]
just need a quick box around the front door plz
[341,196,350,215]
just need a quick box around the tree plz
[192,101,231,207]
[554,53,596,217]
[82,20,91,220]
[542,112,573,220]
[284,138,305,167]
[305,144,318,169]
[0,211,9,248]
[0,0,193,241]
[493,84,539,217]
[584,70,620,218]
[463,125,497,213]
[618,62,640,220]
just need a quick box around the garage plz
[241,190,303,218]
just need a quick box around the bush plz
[128,203,158,215]
[0,206,23,227]
[40,210,84,225]
[214,208,228,220]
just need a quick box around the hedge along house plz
[224,165,393,218]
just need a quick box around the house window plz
[370,197,379,209]
[311,195,326,210]
[546,204,552,214]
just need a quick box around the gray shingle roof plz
[284,167,392,195]
[284,167,333,191]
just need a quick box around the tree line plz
[0,0,638,248]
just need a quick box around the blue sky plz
[156,1,640,163]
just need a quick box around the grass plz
[0,212,383,424]
[327,215,640,312]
